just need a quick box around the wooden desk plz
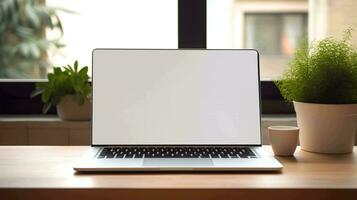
[0,146,356,200]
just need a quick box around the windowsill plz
[0,115,90,128]
[0,114,64,122]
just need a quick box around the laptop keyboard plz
[97,147,258,159]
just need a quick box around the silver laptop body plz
[74,49,282,171]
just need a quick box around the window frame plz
[0,0,294,115]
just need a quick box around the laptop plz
[74,49,283,171]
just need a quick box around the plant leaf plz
[24,2,40,28]
[42,103,52,114]
[41,89,51,103]
[79,66,88,76]
[30,88,43,98]
[74,60,78,72]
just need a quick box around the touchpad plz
[143,158,213,167]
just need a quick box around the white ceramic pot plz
[294,101,357,154]
[57,95,91,121]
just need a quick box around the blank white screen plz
[92,50,261,145]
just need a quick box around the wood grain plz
[0,146,356,200]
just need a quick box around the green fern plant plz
[275,29,357,104]
[0,0,71,78]
[31,61,91,113]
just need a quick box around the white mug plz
[268,126,299,156]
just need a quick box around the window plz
[245,13,307,79]
[3,0,357,115]
[207,0,308,80]
[47,0,178,75]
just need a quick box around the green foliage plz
[31,61,91,113]
[0,0,70,78]
[275,29,357,104]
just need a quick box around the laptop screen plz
[92,49,261,145]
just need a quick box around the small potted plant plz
[275,29,357,154]
[31,61,91,121]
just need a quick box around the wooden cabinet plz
[0,116,90,145]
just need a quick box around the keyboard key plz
[134,154,143,158]
[115,154,124,158]
[124,154,134,158]
[240,156,248,158]
[106,154,115,158]
[230,155,238,158]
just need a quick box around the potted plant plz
[31,61,91,121]
[275,30,357,154]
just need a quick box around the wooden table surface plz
[0,146,357,200]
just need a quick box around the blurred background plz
[208,0,357,79]
[0,0,356,80]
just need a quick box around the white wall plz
[309,0,357,44]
